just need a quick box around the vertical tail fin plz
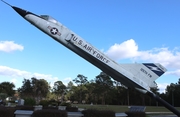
[142,63,167,78]
[120,63,167,88]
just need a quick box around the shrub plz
[66,106,78,112]
[24,97,36,106]
[0,107,15,117]
[0,107,8,117]
[16,105,34,110]
[60,102,71,107]
[43,106,58,110]
[32,109,67,117]
[51,102,58,106]
[48,99,60,106]
[8,100,15,103]
[39,100,50,107]
[82,109,115,117]
[125,111,146,117]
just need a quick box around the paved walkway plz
[150,115,177,117]
[146,112,178,117]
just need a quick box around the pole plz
[127,88,129,106]
[146,91,180,116]
[172,90,174,107]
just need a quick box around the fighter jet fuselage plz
[6,3,167,92]
[3,1,180,116]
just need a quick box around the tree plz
[18,79,33,98]
[85,81,96,104]
[73,74,88,86]
[18,78,50,101]
[113,81,128,105]
[0,82,15,101]
[73,74,88,103]
[52,81,66,103]
[32,78,50,101]
[67,81,74,91]
[150,87,160,106]
[165,81,180,107]
[95,72,114,105]
[0,82,15,97]
[66,81,75,102]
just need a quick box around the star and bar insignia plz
[47,26,61,36]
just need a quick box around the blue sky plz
[0,0,180,93]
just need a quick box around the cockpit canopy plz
[40,15,58,24]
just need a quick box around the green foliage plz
[125,111,146,117]
[6,75,180,106]
[39,100,50,107]
[82,109,115,117]
[60,102,71,107]
[66,106,78,112]
[46,92,57,100]
[15,105,34,110]
[24,97,36,106]
[32,109,67,117]
[43,106,58,110]
[18,77,50,99]
[0,93,7,100]
[48,100,59,106]
[33,78,50,98]
[51,102,58,106]
[73,74,88,103]
[95,72,114,105]
[165,83,180,106]
[0,82,15,97]
[8,100,15,103]
[18,79,33,97]
[67,81,74,90]
[53,81,66,95]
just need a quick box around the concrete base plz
[14,110,127,117]
[115,113,127,117]
[68,112,84,117]
[14,110,33,117]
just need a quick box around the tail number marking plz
[140,68,152,78]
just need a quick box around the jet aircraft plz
[2,1,180,116]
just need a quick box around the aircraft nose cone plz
[12,6,28,17]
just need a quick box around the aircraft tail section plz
[142,63,167,78]
[120,63,167,88]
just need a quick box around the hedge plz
[0,106,16,117]
[125,111,146,117]
[82,109,115,117]
[32,109,67,117]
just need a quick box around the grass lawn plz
[72,104,180,113]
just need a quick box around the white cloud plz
[0,65,74,89]
[166,70,180,76]
[0,65,61,88]
[62,77,73,86]
[0,41,24,52]
[11,78,17,84]
[157,83,169,93]
[105,39,180,77]
[0,66,30,77]
[137,48,180,70]
[106,39,138,60]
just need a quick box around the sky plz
[0,0,180,93]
